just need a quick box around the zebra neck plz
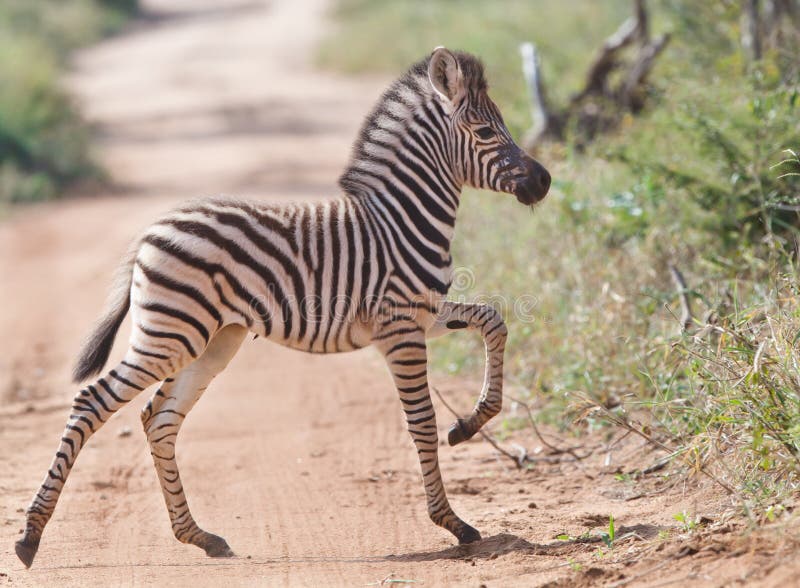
[343,131,461,251]
[341,144,461,234]
[351,178,460,263]
[339,77,463,267]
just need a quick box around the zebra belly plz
[273,316,374,354]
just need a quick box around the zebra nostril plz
[539,169,551,195]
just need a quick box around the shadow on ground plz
[385,524,668,563]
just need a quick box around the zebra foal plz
[16,47,550,567]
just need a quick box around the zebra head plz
[428,47,551,205]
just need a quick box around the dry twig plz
[582,400,736,495]
[432,387,596,469]
[507,394,593,460]
[432,386,525,469]
[668,264,694,332]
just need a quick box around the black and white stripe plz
[16,47,550,567]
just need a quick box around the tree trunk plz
[742,0,763,61]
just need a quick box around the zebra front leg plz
[374,322,481,544]
[141,324,246,557]
[427,302,508,446]
[15,354,171,568]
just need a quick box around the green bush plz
[603,82,799,252]
[0,0,138,205]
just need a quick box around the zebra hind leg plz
[375,322,481,545]
[141,324,247,557]
[15,350,181,568]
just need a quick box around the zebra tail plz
[72,243,139,383]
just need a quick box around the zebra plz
[15,47,550,567]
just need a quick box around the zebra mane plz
[338,51,486,196]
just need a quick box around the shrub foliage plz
[0,0,138,204]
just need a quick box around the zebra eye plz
[474,126,495,141]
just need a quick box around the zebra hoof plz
[456,524,482,545]
[201,534,235,558]
[15,535,41,568]
[447,418,473,446]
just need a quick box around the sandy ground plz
[1,1,799,586]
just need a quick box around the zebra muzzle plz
[512,154,551,205]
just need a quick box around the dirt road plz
[0,1,796,586]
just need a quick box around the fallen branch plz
[620,33,670,111]
[519,42,563,148]
[572,2,646,104]
[521,0,670,151]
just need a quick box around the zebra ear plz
[428,47,463,104]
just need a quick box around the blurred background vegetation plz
[321,0,799,519]
[0,0,137,206]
